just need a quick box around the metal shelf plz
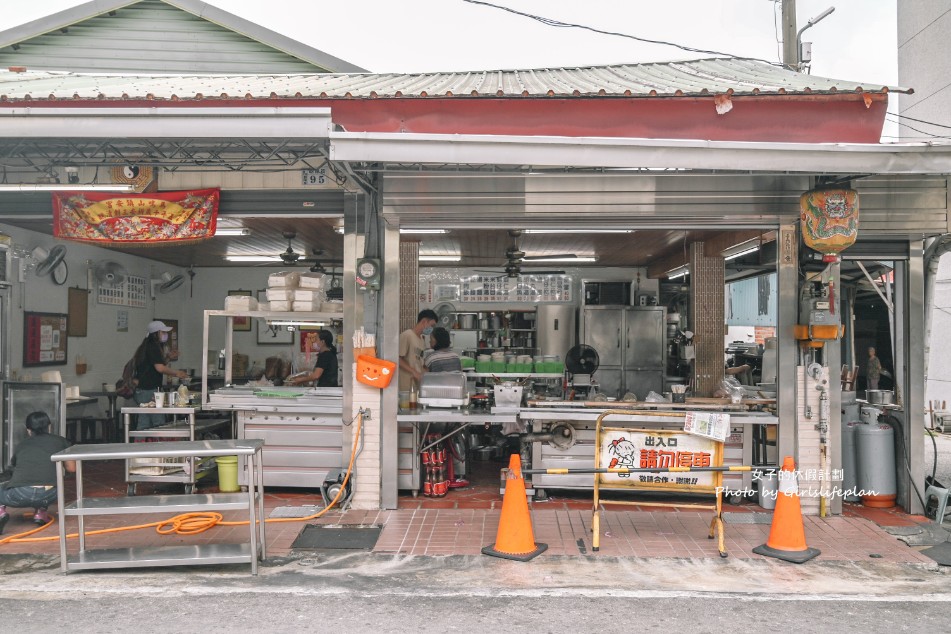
[62,493,255,516]
[64,543,254,571]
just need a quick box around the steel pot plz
[459,314,476,329]
[866,390,894,405]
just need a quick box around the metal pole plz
[523,465,754,475]
[782,0,798,69]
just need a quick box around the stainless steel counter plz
[206,387,344,489]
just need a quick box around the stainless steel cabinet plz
[580,306,665,399]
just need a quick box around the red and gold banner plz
[52,189,219,245]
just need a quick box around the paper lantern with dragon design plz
[800,189,859,257]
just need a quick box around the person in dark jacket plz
[0,411,75,532]
[133,321,189,429]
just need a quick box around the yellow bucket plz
[216,455,240,492]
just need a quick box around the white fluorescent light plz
[524,256,597,263]
[214,227,251,236]
[225,255,281,262]
[269,321,327,327]
[667,266,689,280]
[724,246,760,261]
[400,228,448,234]
[418,255,462,262]
[0,183,134,192]
[334,226,344,234]
[523,229,632,234]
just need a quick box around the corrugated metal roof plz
[0,0,366,74]
[0,58,909,102]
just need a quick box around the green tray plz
[474,361,506,373]
[254,390,306,398]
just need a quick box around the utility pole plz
[782,0,798,69]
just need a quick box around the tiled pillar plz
[690,242,725,396]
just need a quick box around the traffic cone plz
[482,454,548,561]
[753,456,821,564]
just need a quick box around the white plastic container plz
[268,271,300,288]
[292,299,322,311]
[224,295,258,311]
[266,288,294,301]
[293,289,322,301]
[298,272,326,289]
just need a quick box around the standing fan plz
[565,344,600,376]
[93,260,128,287]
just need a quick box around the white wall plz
[0,223,187,396]
[0,226,313,398]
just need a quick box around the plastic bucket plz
[216,455,240,492]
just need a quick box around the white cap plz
[147,320,173,334]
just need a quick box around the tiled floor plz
[0,457,937,567]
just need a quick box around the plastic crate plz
[534,362,565,374]
[460,356,476,369]
[475,361,507,374]
[506,363,533,374]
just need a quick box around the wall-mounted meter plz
[356,258,381,291]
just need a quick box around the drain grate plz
[723,512,773,525]
[291,524,383,550]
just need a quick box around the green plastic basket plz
[460,356,476,368]
[506,363,533,374]
[475,361,507,373]
[534,362,565,374]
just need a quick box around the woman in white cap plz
[132,321,189,430]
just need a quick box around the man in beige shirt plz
[399,309,438,391]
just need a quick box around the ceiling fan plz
[477,230,574,278]
[274,231,341,268]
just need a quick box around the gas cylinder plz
[840,420,864,502]
[855,422,897,508]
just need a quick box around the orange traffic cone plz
[753,456,821,564]
[482,454,548,561]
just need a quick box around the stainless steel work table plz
[52,439,265,575]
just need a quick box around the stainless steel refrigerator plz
[579,306,666,399]
[535,303,576,361]
[2,381,66,468]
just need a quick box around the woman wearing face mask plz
[286,329,339,387]
[132,321,189,430]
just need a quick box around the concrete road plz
[1,552,950,632]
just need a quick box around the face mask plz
[159,332,169,343]
[422,327,434,336]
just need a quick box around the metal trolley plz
[122,406,232,495]
[592,409,731,557]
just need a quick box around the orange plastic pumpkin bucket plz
[356,355,396,389]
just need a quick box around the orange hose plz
[0,411,364,545]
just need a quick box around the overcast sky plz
[3,0,899,136]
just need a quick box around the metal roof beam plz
[330,132,951,176]
[0,107,333,140]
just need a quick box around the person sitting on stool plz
[0,411,76,533]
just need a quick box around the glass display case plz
[2,381,65,467]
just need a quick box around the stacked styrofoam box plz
[265,272,299,312]
[224,294,258,311]
[266,271,328,311]
[294,272,326,311]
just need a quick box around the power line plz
[461,0,781,66]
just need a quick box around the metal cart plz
[122,406,232,495]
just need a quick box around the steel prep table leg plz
[246,449,258,574]
[56,461,67,572]
[75,459,85,553]
[256,449,266,559]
